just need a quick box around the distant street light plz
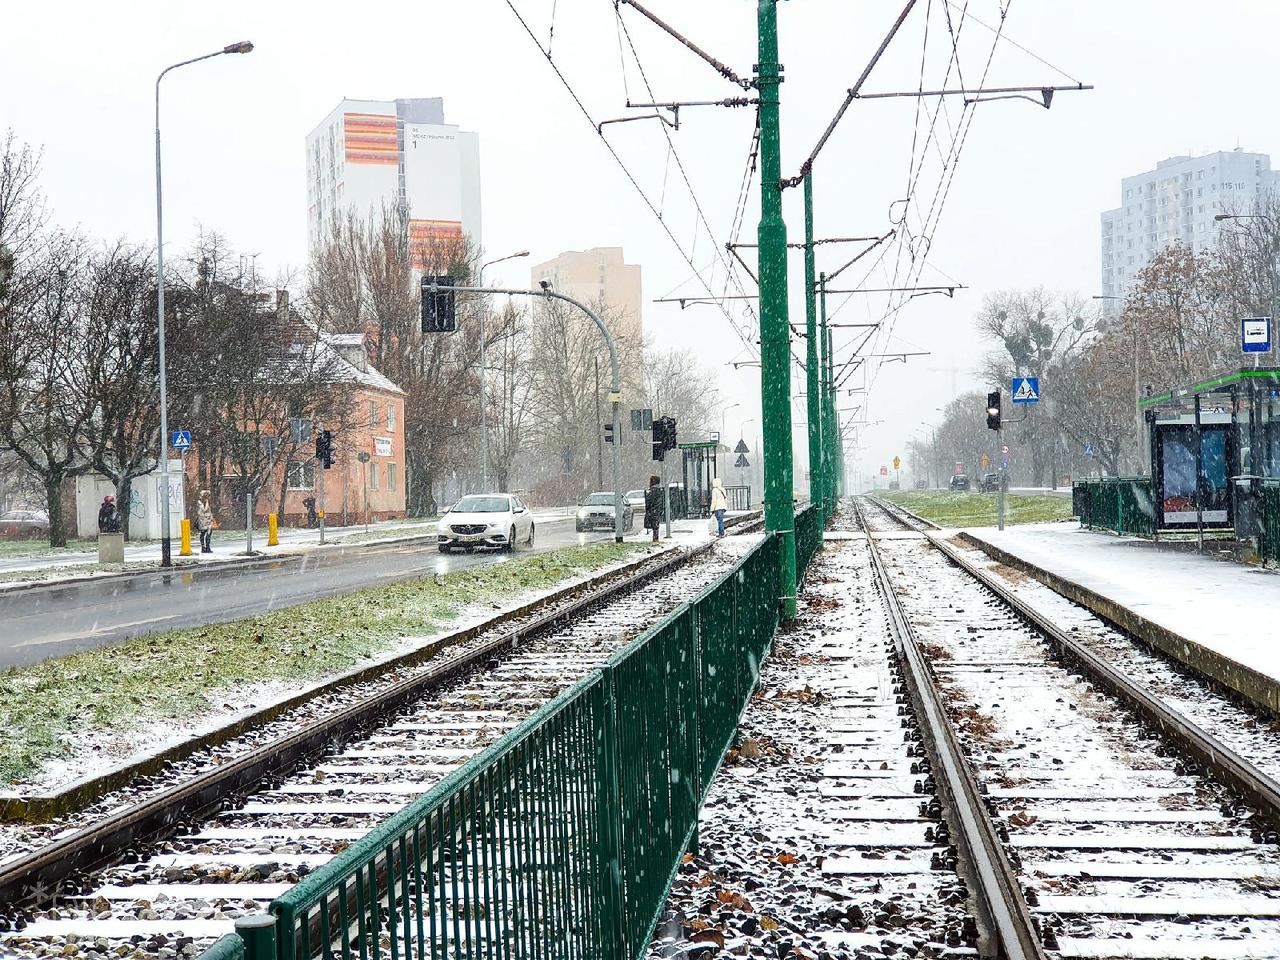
[718,402,741,443]
[1214,213,1278,225]
[477,250,530,491]
[154,40,254,568]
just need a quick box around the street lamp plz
[477,250,530,491]
[719,402,741,441]
[154,40,254,567]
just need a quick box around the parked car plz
[575,492,633,532]
[0,509,49,539]
[949,474,970,492]
[978,472,1009,493]
[436,494,534,553]
[914,478,929,490]
[887,479,901,491]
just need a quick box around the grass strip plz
[880,490,1073,527]
[0,541,643,786]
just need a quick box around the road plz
[0,519,624,670]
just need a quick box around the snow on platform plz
[959,524,1280,713]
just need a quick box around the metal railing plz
[794,502,821,579]
[1073,477,1156,537]
[1262,480,1280,566]
[725,484,751,511]
[204,531,794,960]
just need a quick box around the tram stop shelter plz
[1140,366,1280,536]
[678,440,721,520]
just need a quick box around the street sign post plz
[1011,377,1040,404]
[879,465,888,476]
[172,430,191,450]
[892,455,901,471]
[980,452,990,469]
[735,453,750,468]
[1241,317,1272,354]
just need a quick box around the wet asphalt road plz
[0,519,626,669]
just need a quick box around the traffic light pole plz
[803,174,824,523]
[423,282,626,542]
[757,0,798,618]
[318,457,326,545]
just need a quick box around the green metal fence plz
[1073,477,1156,537]
[212,531,792,960]
[1262,481,1280,566]
[794,502,821,580]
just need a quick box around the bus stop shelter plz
[1140,367,1280,536]
[678,440,720,520]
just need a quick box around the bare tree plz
[486,300,537,492]
[86,242,160,539]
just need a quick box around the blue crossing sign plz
[172,430,192,450]
[1010,377,1040,404]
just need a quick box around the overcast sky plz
[4,1,1277,489]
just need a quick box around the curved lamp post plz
[154,41,254,566]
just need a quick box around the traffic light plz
[420,276,456,333]
[315,430,335,468]
[652,442,665,462]
[986,390,1001,431]
[652,415,678,450]
[604,423,615,444]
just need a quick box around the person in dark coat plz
[97,495,119,533]
[643,474,663,543]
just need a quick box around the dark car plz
[0,509,50,539]
[914,478,929,490]
[949,474,970,492]
[575,492,634,532]
[887,479,900,491]
[978,472,1009,493]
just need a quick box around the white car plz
[437,494,534,553]
[625,489,647,513]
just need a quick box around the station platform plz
[959,523,1280,714]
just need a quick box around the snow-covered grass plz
[881,489,1073,527]
[0,537,99,559]
[0,541,644,786]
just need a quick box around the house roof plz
[316,334,406,396]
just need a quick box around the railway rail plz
[855,495,1280,959]
[0,533,755,956]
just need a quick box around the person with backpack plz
[710,477,728,537]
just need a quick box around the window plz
[370,463,380,490]
[287,460,315,490]
[369,400,377,427]
[387,402,395,431]
[388,463,397,491]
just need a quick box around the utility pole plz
[594,357,604,490]
[803,175,824,523]
[819,272,835,513]
[757,0,797,618]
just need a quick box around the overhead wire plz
[503,0,760,357]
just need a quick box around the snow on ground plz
[648,535,973,960]
[961,524,1280,687]
[2,542,664,797]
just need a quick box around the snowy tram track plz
[858,496,1280,959]
[0,541,751,959]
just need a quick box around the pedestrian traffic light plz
[652,415,678,451]
[316,430,335,468]
[420,276,456,333]
[986,391,1001,431]
[652,441,665,462]
[604,423,615,444]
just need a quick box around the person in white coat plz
[710,477,728,537]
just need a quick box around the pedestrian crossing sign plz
[1010,377,1040,404]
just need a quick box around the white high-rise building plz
[1100,148,1278,299]
[306,97,481,262]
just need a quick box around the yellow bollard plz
[268,513,279,546]
[180,518,192,556]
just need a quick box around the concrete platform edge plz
[957,530,1280,718]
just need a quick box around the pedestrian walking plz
[195,489,214,553]
[97,495,119,534]
[710,476,728,537]
[643,474,663,543]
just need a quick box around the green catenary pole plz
[803,174,823,523]
[819,271,833,515]
[756,0,797,619]
[825,290,839,503]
